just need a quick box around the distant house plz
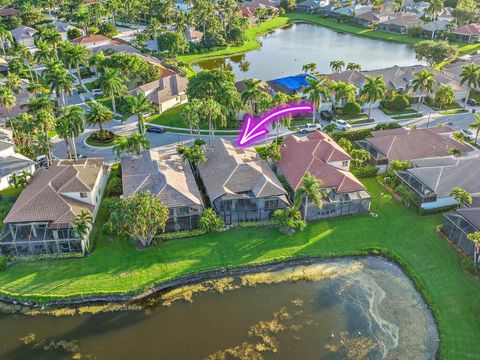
[184,28,203,43]
[352,9,392,28]
[121,147,203,232]
[129,74,187,113]
[0,159,108,256]
[0,8,21,19]
[437,7,454,22]
[296,0,325,12]
[376,12,423,33]
[50,21,83,41]
[91,43,143,56]
[452,23,480,43]
[239,0,279,18]
[0,129,35,190]
[406,1,430,17]
[0,57,8,76]
[444,196,480,255]
[198,139,289,225]
[0,91,32,125]
[356,127,471,169]
[422,19,451,39]
[396,156,480,210]
[72,34,113,49]
[10,26,37,49]
[277,132,371,220]
[267,73,317,97]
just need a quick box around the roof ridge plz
[433,166,444,191]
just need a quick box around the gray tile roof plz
[456,207,480,229]
[406,156,480,197]
[198,139,287,202]
[0,154,33,177]
[121,147,203,208]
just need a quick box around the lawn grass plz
[379,106,417,116]
[0,187,22,198]
[0,179,480,358]
[439,109,469,115]
[392,113,423,119]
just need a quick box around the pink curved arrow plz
[237,103,314,147]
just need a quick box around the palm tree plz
[98,67,127,114]
[56,106,85,160]
[0,26,12,55]
[44,62,74,106]
[34,133,53,167]
[346,62,361,71]
[86,102,114,132]
[23,96,55,115]
[460,64,480,110]
[182,99,201,139]
[123,94,153,134]
[43,27,62,59]
[239,60,250,73]
[6,73,22,94]
[427,0,444,20]
[450,187,472,209]
[470,113,480,144]
[448,147,462,157]
[69,44,90,88]
[360,75,386,120]
[330,60,345,73]
[113,132,150,157]
[16,44,36,82]
[181,144,205,177]
[302,63,317,74]
[304,77,330,124]
[73,210,93,252]
[466,232,480,266]
[412,69,436,113]
[272,92,291,141]
[197,98,225,146]
[241,79,262,114]
[33,41,52,65]
[0,87,16,110]
[332,81,357,109]
[294,172,325,222]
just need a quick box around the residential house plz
[0,159,108,256]
[296,0,326,12]
[50,21,83,41]
[0,57,8,76]
[184,28,203,43]
[437,7,454,22]
[121,147,203,232]
[129,74,187,113]
[267,73,317,97]
[0,8,20,20]
[10,26,37,49]
[72,34,114,49]
[452,23,480,43]
[422,19,451,39]
[444,196,480,255]
[352,9,392,28]
[396,155,480,210]
[240,0,279,19]
[198,139,289,225]
[0,91,31,125]
[376,12,423,33]
[356,126,471,170]
[0,129,35,190]
[277,131,371,220]
[406,1,430,17]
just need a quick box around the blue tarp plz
[273,73,317,92]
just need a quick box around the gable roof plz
[10,26,37,41]
[131,74,187,105]
[4,159,104,227]
[456,207,480,230]
[267,73,317,95]
[198,139,287,202]
[72,34,112,45]
[278,131,366,193]
[365,127,471,161]
[454,23,480,36]
[378,12,422,27]
[0,8,20,17]
[121,147,203,208]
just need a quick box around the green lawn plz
[0,179,479,358]
[392,113,423,120]
[439,109,469,115]
[0,187,22,197]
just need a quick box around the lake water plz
[0,257,438,360]
[193,23,422,80]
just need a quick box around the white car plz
[460,128,475,141]
[91,89,103,96]
[297,123,322,134]
[332,119,352,131]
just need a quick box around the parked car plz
[146,125,166,133]
[36,154,57,168]
[297,123,322,134]
[91,89,103,96]
[466,98,477,106]
[320,110,335,121]
[77,154,88,159]
[460,128,475,141]
[332,119,352,131]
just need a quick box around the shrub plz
[351,165,379,178]
[272,207,305,234]
[342,101,362,115]
[332,129,372,142]
[374,122,402,131]
[0,256,7,271]
[105,176,122,197]
[390,94,410,111]
[389,160,412,171]
[199,208,224,232]
[154,228,207,243]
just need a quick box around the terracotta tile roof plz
[365,127,471,161]
[4,159,104,227]
[121,146,203,208]
[454,23,480,36]
[198,139,287,202]
[71,34,112,44]
[277,132,366,193]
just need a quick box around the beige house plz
[0,159,108,256]
[121,147,203,232]
[72,34,114,49]
[129,74,188,113]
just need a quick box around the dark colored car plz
[146,125,166,133]
[320,110,335,121]
[467,98,477,106]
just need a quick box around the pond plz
[193,23,422,81]
[0,257,438,359]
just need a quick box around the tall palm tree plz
[304,77,330,124]
[450,187,472,209]
[113,132,150,157]
[23,96,55,115]
[69,44,90,88]
[16,44,36,82]
[86,102,114,132]
[460,63,480,110]
[34,133,53,167]
[360,75,386,120]
[98,67,127,114]
[73,210,93,252]
[330,60,345,73]
[241,79,262,114]
[197,98,225,146]
[294,172,325,222]
[6,73,22,94]
[0,26,12,55]
[412,69,436,113]
[123,94,153,134]
[346,62,361,71]
[466,232,480,266]
[0,87,16,110]
[182,99,201,139]
[302,63,317,74]
[427,0,444,20]
[56,106,85,160]
[43,27,62,59]
[272,92,291,141]
[44,62,74,106]
[33,41,52,65]
[470,113,480,144]
[332,81,357,108]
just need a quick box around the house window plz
[177,207,190,216]
[342,161,349,167]
[219,200,231,211]
[264,199,279,209]
[80,192,88,198]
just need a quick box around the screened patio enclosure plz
[443,212,478,256]
[0,222,85,256]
